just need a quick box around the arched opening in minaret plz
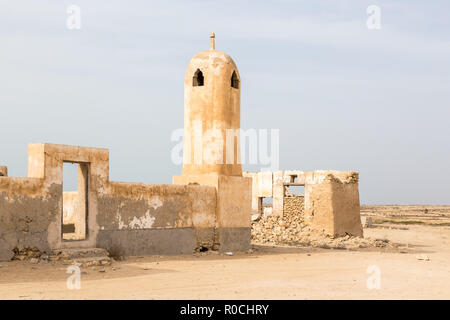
[193,69,204,86]
[231,71,239,89]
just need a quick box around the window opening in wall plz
[231,71,239,89]
[193,69,204,86]
[284,185,305,197]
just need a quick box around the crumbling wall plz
[173,174,252,252]
[243,170,306,216]
[304,171,363,237]
[245,169,363,239]
[0,166,7,177]
[243,171,272,214]
[0,143,220,261]
[0,177,60,261]
[96,182,217,255]
[272,171,284,216]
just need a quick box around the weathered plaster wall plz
[0,177,59,260]
[243,171,271,214]
[304,171,363,237]
[272,171,284,216]
[173,174,251,252]
[245,170,363,238]
[96,182,217,255]
[183,49,242,176]
[0,143,219,261]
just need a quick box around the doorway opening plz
[62,162,89,241]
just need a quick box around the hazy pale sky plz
[1,0,449,204]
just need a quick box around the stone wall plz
[283,195,304,217]
[0,166,7,177]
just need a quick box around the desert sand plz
[0,206,449,300]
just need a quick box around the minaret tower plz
[173,34,251,252]
[182,32,242,176]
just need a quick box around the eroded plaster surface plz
[243,170,363,237]
[0,144,218,260]
[173,34,252,252]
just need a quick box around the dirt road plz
[0,223,449,299]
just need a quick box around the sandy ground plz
[0,222,449,300]
[361,205,450,225]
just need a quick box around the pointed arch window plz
[193,69,204,86]
[231,71,239,89]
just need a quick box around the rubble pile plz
[12,247,49,263]
[251,196,393,250]
[12,247,111,266]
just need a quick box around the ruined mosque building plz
[0,34,362,261]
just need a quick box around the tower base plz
[173,174,252,252]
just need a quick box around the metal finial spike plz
[210,32,215,50]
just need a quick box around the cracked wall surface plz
[243,170,363,237]
[0,143,218,261]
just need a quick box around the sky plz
[1,0,449,204]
